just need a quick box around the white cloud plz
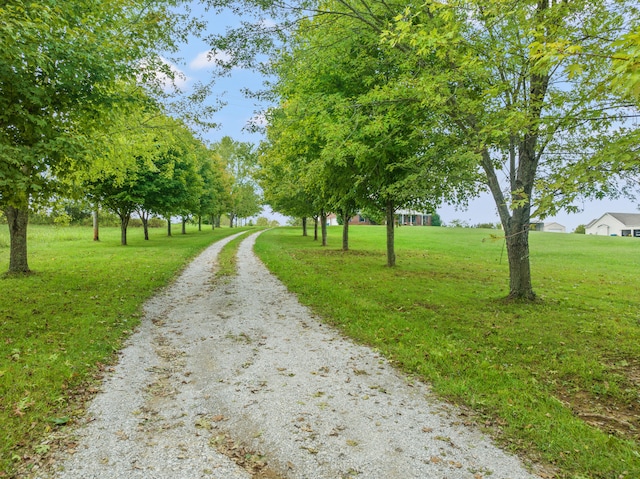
[139,57,189,92]
[190,50,234,70]
[160,59,189,91]
[259,18,277,29]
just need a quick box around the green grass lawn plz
[254,226,640,479]
[0,223,250,477]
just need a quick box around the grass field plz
[254,226,640,479]
[0,224,250,477]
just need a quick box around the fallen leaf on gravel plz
[422,427,433,433]
[448,461,462,468]
[195,418,212,430]
[430,456,442,464]
[211,415,226,422]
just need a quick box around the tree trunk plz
[481,147,537,301]
[5,206,30,273]
[210,214,215,230]
[198,215,202,231]
[229,213,235,228]
[215,214,221,228]
[302,217,308,236]
[120,213,130,246]
[313,216,319,241]
[342,212,350,251]
[181,217,187,234]
[504,218,535,301]
[92,209,99,242]
[167,217,172,237]
[139,209,149,240]
[321,210,328,246]
[385,199,396,267]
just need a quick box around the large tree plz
[0,0,187,273]
[383,0,634,299]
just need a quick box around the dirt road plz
[42,231,539,479]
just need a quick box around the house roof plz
[607,213,640,226]
[587,212,640,228]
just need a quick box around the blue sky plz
[168,3,639,230]
[169,4,269,145]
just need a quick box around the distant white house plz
[530,221,566,233]
[585,212,640,237]
[544,222,566,233]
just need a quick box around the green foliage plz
[259,4,478,222]
[212,137,262,225]
[0,0,185,210]
[574,224,586,234]
[255,226,640,478]
[0,224,246,476]
[612,24,640,100]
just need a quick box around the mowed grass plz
[254,226,640,478]
[0,224,249,477]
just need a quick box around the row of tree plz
[83,107,262,246]
[0,1,262,273]
[208,0,640,300]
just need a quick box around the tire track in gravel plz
[42,230,541,479]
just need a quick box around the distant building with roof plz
[530,221,566,233]
[585,213,640,237]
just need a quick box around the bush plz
[53,213,72,226]
[474,222,500,229]
[574,224,586,234]
[148,217,165,228]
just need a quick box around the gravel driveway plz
[42,230,540,479]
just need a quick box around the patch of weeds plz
[216,231,253,278]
